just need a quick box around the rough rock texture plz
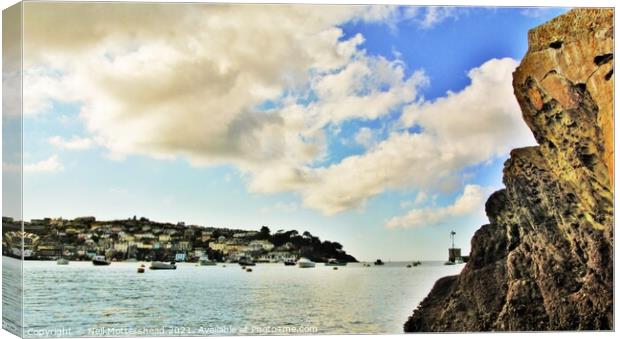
[404,8,614,332]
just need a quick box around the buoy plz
[246,268,253,272]
[137,267,145,273]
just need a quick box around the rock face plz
[404,8,614,331]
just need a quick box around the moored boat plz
[374,259,385,266]
[150,261,177,270]
[297,257,316,268]
[199,255,217,266]
[283,259,297,266]
[92,255,111,266]
[238,256,256,266]
[56,258,69,265]
[324,258,347,266]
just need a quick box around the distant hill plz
[1,216,357,263]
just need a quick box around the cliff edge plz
[404,8,614,331]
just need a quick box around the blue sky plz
[19,4,568,261]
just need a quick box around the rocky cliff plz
[404,8,614,331]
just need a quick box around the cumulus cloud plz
[23,3,418,166]
[400,58,534,147]
[22,3,533,217]
[49,136,94,150]
[24,155,64,173]
[386,184,489,229]
[250,58,534,215]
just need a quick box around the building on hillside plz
[175,252,187,262]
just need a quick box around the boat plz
[137,267,145,273]
[412,261,422,266]
[198,255,217,266]
[297,257,316,268]
[324,258,347,266]
[238,256,256,266]
[150,261,177,270]
[92,255,111,266]
[56,258,69,265]
[283,259,297,266]
[444,261,456,266]
[374,259,385,266]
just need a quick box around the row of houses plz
[2,217,300,262]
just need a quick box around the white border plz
[0,2,617,339]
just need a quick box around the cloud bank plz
[23,3,535,219]
[386,185,489,229]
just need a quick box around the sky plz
[11,3,568,261]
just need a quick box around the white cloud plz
[399,58,535,149]
[23,3,418,169]
[307,55,428,129]
[24,155,64,173]
[250,58,534,215]
[414,191,429,205]
[21,4,534,217]
[403,6,462,29]
[354,127,378,148]
[520,8,552,18]
[399,192,428,209]
[49,136,94,150]
[386,184,489,229]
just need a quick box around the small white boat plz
[56,258,69,265]
[325,258,347,266]
[92,255,111,266]
[199,255,217,266]
[297,257,316,268]
[150,261,177,270]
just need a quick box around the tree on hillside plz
[259,226,271,239]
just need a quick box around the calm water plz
[5,257,463,337]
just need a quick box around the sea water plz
[4,257,463,336]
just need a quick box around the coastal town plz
[1,216,357,263]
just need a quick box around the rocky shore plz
[404,8,613,331]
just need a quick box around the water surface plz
[9,258,464,336]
